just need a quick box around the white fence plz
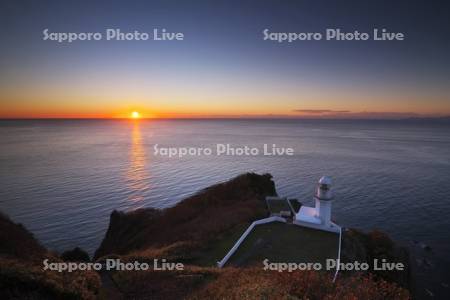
[217,216,287,268]
[332,226,343,282]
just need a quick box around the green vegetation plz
[227,222,339,267]
[289,198,302,213]
[266,197,292,215]
[189,222,250,266]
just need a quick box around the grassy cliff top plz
[94,172,276,259]
[0,173,411,299]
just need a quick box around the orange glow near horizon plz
[1,79,449,119]
[0,95,449,119]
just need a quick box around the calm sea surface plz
[0,119,449,297]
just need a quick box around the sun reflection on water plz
[126,122,150,203]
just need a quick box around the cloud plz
[293,109,350,114]
[291,109,430,119]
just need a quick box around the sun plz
[131,111,140,119]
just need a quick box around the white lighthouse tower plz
[315,176,333,226]
[294,176,340,233]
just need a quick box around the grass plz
[190,223,251,266]
[289,198,302,213]
[95,173,276,259]
[226,222,339,267]
[266,198,292,215]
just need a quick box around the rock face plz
[95,173,277,259]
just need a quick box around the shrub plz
[61,247,90,262]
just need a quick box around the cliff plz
[95,172,277,259]
[95,173,411,299]
[0,213,100,300]
[0,211,47,261]
[0,173,411,299]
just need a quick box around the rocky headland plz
[0,173,411,299]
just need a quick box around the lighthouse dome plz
[316,176,333,200]
[318,176,332,186]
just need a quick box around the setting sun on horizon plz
[131,111,140,119]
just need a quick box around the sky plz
[0,0,449,118]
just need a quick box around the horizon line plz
[1,116,449,121]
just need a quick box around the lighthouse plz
[294,176,340,233]
[315,176,334,226]
[219,176,342,268]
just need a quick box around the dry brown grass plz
[189,267,410,300]
[0,212,101,299]
[0,257,100,300]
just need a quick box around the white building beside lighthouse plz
[218,175,342,268]
[294,176,340,233]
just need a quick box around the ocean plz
[0,119,449,297]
